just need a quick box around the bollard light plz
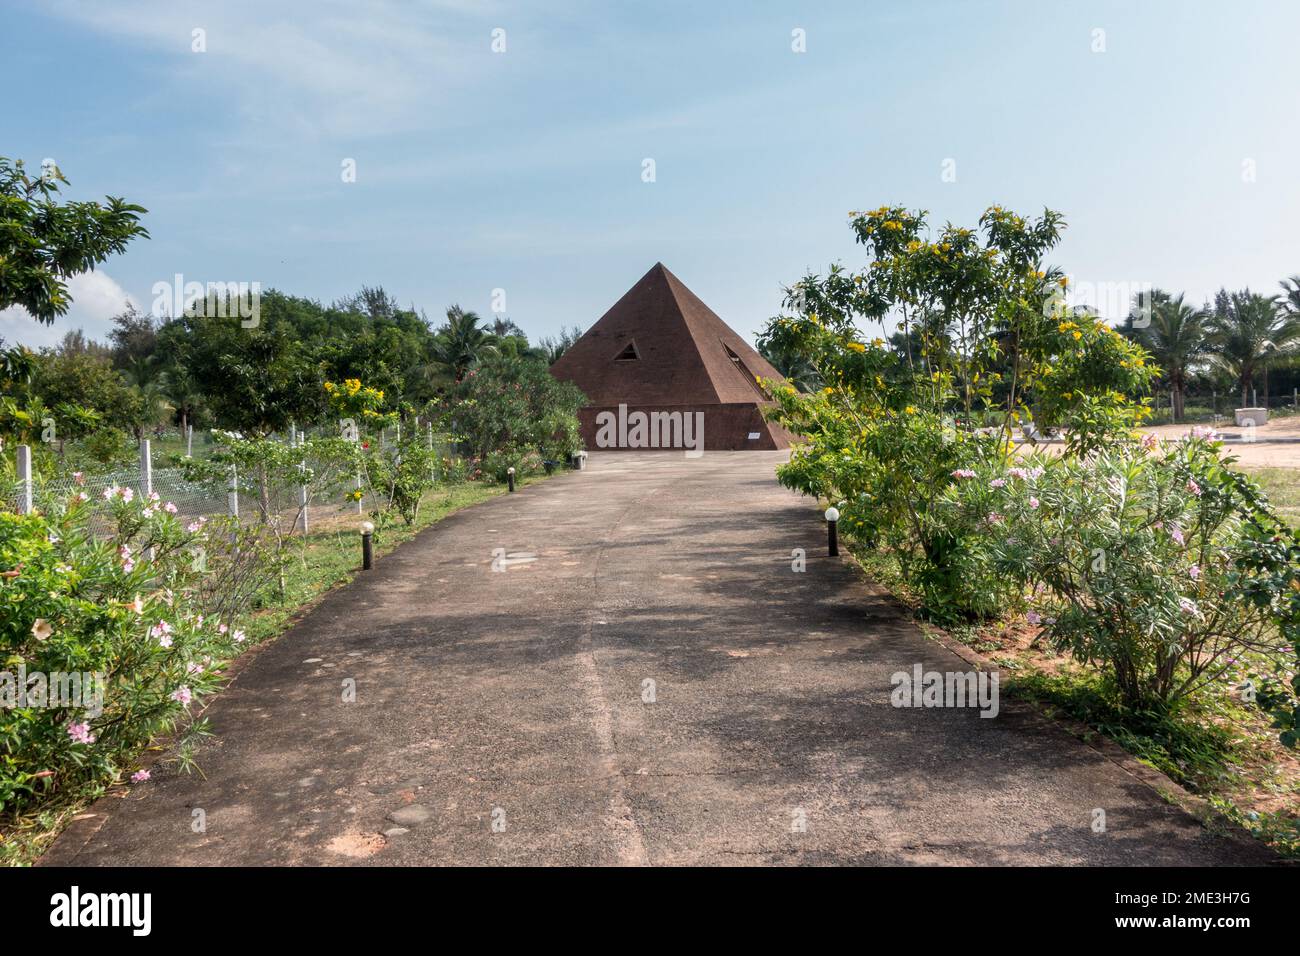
[824,507,840,557]
[507,466,516,493]
[360,520,374,570]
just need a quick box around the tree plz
[108,305,158,370]
[430,305,496,382]
[0,157,147,324]
[1205,290,1300,408]
[1125,290,1207,421]
[1278,275,1300,321]
[29,346,143,443]
[538,325,585,365]
[758,328,822,392]
[162,313,321,437]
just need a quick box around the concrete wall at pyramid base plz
[578,403,794,452]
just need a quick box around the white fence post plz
[228,465,239,519]
[140,439,154,558]
[16,444,33,515]
[356,469,363,515]
[298,432,309,534]
[185,424,194,458]
[139,439,153,499]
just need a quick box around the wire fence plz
[3,423,461,534]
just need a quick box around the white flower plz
[31,618,53,641]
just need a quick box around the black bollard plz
[507,467,516,493]
[825,507,840,557]
[361,521,374,570]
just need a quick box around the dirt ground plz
[1141,415,1300,468]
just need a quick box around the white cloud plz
[0,271,137,350]
[43,0,508,137]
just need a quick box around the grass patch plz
[1239,466,1300,529]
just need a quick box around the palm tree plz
[1278,275,1300,320]
[1126,289,1207,422]
[1205,289,1300,408]
[429,305,496,382]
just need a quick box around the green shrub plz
[0,486,257,814]
[445,355,585,463]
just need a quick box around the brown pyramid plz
[550,263,794,450]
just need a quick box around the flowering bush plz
[0,485,257,814]
[945,436,1298,714]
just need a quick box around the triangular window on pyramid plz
[613,341,640,362]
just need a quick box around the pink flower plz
[1141,433,1158,450]
[1178,597,1199,616]
[186,518,206,533]
[232,629,247,644]
[1028,497,1040,509]
[990,478,1007,489]
[1026,611,1042,625]
[1168,524,1185,546]
[1185,479,1202,497]
[1191,425,1219,441]
[141,506,156,518]
[118,487,134,503]
[164,502,178,514]
[131,770,151,783]
[102,485,118,500]
[951,469,977,479]
[73,472,85,485]
[170,686,193,706]
[186,661,203,675]
[985,512,1005,525]
[148,491,160,503]
[67,721,96,745]
[217,623,228,635]
[150,620,174,647]
[1188,565,1201,580]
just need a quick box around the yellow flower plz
[846,342,866,353]
[904,406,917,415]
[1072,331,1082,341]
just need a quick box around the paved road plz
[54,452,1272,865]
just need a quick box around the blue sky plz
[3,0,1298,349]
